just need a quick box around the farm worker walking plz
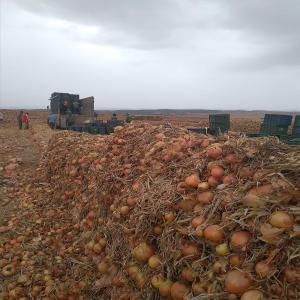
[22,112,29,129]
[17,110,23,129]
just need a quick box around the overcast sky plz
[0,0,300,110]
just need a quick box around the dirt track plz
[0,120,53,226]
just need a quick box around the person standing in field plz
[22,111,29,129]
[17,110,23,129]
[25,112,29,129]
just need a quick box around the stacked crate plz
[292,115,300,137]
[209,114,230,133]
[259,114,292,136]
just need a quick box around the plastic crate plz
[209,114,230,132]
[70,125,83,132]
[263,114,292,126]
[97,127,107,134]
[187,127,220,135]
[292,126,300,137]
[259,123,289,135]
[294,115,300,127]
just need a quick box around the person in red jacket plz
[22,112,29,129]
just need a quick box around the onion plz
[204,225,224,243]
[269,211,294,229]
[127,197,137,207]
[207,147,223,159]
[31,286,42,297]
[224,153,242,164]
[194,226,204,237]
[192,282,206,295]
[148,255,161,269]
[177,198,197,211]
[198,182,209,191]
[120,206,130,216]
[1,264,16,276]
[284,266,299,282]
[181,267,196,282]
[191,216,205,228]
[93,243,102,254]
[69,169,78,177]
[239,167,254,178]
[159,279,173,297]
[151,274,164,288]
[17,274,28,284]
[170,282,189,300]
[255,261,271,278]
[202,139,210,147]
[135,272,146,288]
[243,192,265,208]
[153,226,163,235]
[177,182,188,192]
[241,290,264,300]
[225,270,252,294]
[208,176,219,187]
[132,243,154,263]
[212,260,227,274]
[215,243,229,256]
[99,238,107,247]
[98,261,109,274]
[87,211,95,220]
[127,265,139,278]
[193,204,204,213]
[132,181,140,191]
[164,212,176,223]
[181,242,201,258]
[197,191,214,204]
[223,174,236,185]
[211,166,224,179]
[185,174,200,188]
[256,184,273,195]
[230,231,251,249]
[229,255,243,266]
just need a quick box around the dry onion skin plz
[2,123,299,299]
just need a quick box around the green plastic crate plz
[209,114,230,132]
[259,124,289,135]
[294,115,300,127]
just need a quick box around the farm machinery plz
[47,92,124,134]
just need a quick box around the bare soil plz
[0,118,53,226]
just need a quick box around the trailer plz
[47,92,124,134]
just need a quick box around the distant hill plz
[95,109,299,115]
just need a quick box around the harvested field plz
[0,112,300,300]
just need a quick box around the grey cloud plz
[1,0,300,110]
[10,0,300,68]
[10,0,221,49]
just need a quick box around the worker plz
[111,113,117,121]
[22,112,29,129]
[126,113,132,123]
[17,110,23,129]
